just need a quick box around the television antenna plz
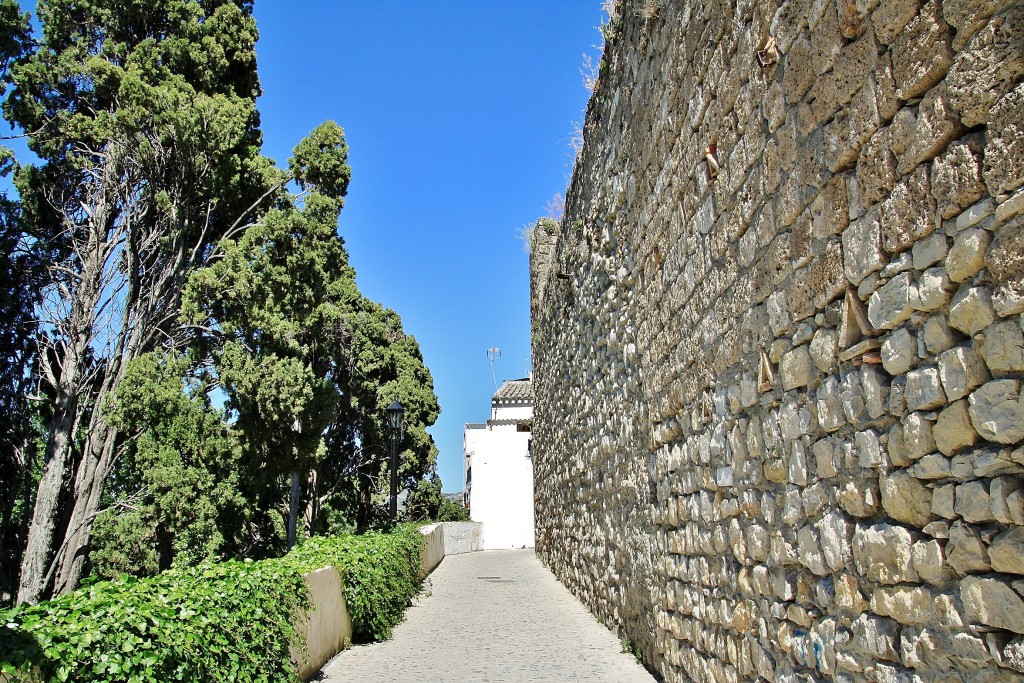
[486,347,501,391]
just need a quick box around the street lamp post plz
[386,401,404,523]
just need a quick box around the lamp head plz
[386,401,404,432]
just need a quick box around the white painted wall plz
[464,405,535,549]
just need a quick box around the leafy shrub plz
[0,527,424,682]
[284,525,423,642]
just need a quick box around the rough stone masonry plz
[529,0,1024,681]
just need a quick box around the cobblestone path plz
[317,549,657,682]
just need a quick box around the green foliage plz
[285,525,423,642]
[289,120,351,201]
[403,476,469,523]
[0,527,424,681]
[436,499,471,523]
[621,639,644,665]
[0,560,307,682]
[90,351,248,578]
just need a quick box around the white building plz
[464,378,535,549]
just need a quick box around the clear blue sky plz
[253,3,603,492]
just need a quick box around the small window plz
[517,423,531,432]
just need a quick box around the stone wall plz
[529,0,1024,681]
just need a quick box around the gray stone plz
[870,585,936,625]
[880,469,933,526]
[914,453,952,479]
[797,525,829,576]
[912,231,948,270]
[962,576,1024,634]
[850,614,900,661]
[905,366,946,411]
[991,476,1024,524]
[949,286,997,336]
[780,346,813,390]
[939,345,990,401]
[955,480,994,523]
[934,400,979,455]
[956,197,997,229]
[990,526,1024,575]
[911,267,952,312]
[862,365,888,418]
[947,521,991,574]
[932,483,956,519]
[852,523,919,584]
[881,327,916,375]
[844,209,887,284]
[813,438,838,478]
[810,328,839,372]
[903,412,937,460]
[841,367,867,421]
[947,228,993,283]
[912,539,952,586]
[856,429,883,468]
[983,82,1024,197]
[923,314,958,355]
[869,272,914,330]
[997,188,1024,223]
[980,321,1024,376]
[968,379,1024,444]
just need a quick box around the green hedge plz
[0,526,424,682]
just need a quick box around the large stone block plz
[989,526,1024,575]
[944,0,1016,50]
[890,0,953,99]
[962,576,1024,634]
[984,83,1024,196]
[895,83,962,176]
[869,272,914,329]
[980,320,1024,376]
[857,127,898,205]
[968,379,1024,444]
[946,6,1024,127]
[843,209,887,284]
[948,521,991,574]
[949,285,997,336]
[879,164,935,254]
[947,228,993,283]
[938,345,990,401]
[852,523,919,584]
[905,366,946,411]
[931,135,986,219]
[873,0,924,44]
[880,469,933,526]
[934,400,979,455]
[985,217,1024,316]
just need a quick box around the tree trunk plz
[52,418,118,595]
[16,393,81,604]
[303,468,319,537]
[16,294,98,604]
[287,469,300,549]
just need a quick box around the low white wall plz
[294,566,353,681]
[419,524,445,577]
[439,521,482,554]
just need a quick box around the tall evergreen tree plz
[9,0,279,603]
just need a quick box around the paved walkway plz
[317,549,657,682]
